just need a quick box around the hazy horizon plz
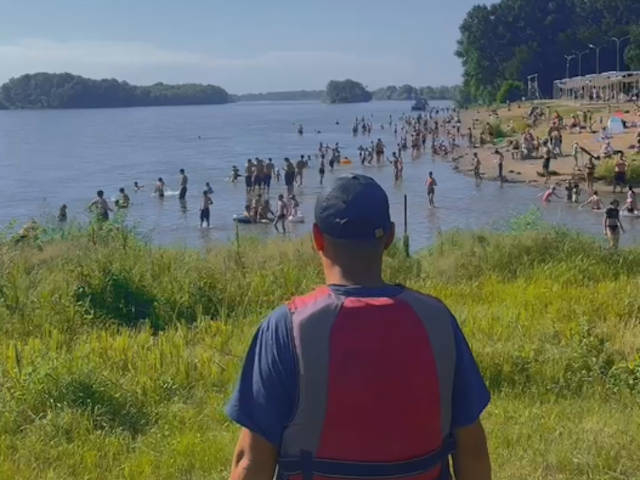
[0,0,481,92]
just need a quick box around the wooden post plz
[235,221,240,255]
[403,194,410,257]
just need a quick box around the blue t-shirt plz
[226,285,490,447]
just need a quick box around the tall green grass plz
[595,157,640,185]
[0,221,639,479]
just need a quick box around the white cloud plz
[0,38,439,92]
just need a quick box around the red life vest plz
[277,286,456,480]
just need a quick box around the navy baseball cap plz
[315,174,392,240]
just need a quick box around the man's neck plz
[323,266,385,288]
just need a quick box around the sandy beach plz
[456,100,640,190]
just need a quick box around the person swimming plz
[540,185,561,202]
[154,178,165,198]
[231,165,241,183]
[115,187,130,209]
[134,181,144,191]
[581,190,604,210]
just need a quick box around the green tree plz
[326,79,372,103]
[625,26,640,70]
[456,0,640,105]
[496,80,524,104]
[0,73,230,109]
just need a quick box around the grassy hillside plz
[0,220,639,479]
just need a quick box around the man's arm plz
[230,429,278,480]
[452,420,491,480]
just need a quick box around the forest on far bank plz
[0,73,460,109]
[0,73,230,109]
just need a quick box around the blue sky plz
[0,0,481,92]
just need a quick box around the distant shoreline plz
[0,73,459,111]
[0,97,456,112]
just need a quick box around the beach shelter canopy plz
[607,116,624,135]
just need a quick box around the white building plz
[553,71,640,102]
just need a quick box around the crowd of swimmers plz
[77,168,214,229]
[38,101,640,249]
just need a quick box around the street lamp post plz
[574,50,590,76]
[589,44,602,74]
[611,35,631,72]
[564,54,576,79]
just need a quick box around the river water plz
[1,100,638,250]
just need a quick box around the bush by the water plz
[495,80,524,104]
[595,157,640,184]
[0,222,639,479]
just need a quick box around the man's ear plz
[312,224,325,252]
[384,223,396,250]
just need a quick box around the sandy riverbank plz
[455,100,640,190]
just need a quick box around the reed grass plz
[0,218,638,479]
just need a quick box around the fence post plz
[403,194,410,257]
[235,221,240,257]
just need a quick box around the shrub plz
[496,80,524,104]
[595,158,640,184]
[1,224,639,478]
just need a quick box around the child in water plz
[230,166,241,183]
[288,194,300,218]
[572,183,580,204]
[539,185,561,202]
[154,178,165,198]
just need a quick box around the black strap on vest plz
[278,435,455,479]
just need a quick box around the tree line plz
[456,0,640,105]
[372,84,460,101]
[232,90,325,102]
[0,73,460,109]
[0,73,230,109]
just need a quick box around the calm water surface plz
[1,100,638,249]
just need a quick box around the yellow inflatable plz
[340,157,353,165]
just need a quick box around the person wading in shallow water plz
[227,174,491,480]
[426,171,437,207]
[88,190,112,221]
[604,199,624,249]
[178,168,188,200]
